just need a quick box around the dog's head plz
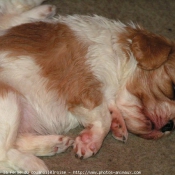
[119,26,175,139]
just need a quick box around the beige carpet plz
[39,1,175,175]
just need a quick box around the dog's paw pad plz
[73,130,100,159]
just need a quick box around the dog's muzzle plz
[161,120,174,133]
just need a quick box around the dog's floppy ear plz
[131,32,172,70]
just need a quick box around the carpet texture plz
[39,1,175,175]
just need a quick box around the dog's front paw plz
[109,106,128,142]
[111,117,128,142]
[73,129,102,159]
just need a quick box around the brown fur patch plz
[0,22,103,110]
[118,26,172,70]
[164,45,175,85]
[122,27,175,101]
[127,67,174,103]
[118,25,175,105]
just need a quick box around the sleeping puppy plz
[0,0,175,172]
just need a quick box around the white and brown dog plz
[0,0,174,172]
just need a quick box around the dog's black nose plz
[161,120,174,133]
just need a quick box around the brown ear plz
[131,32,172,70]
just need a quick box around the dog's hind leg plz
[14,134,74,156]
[0,84,21,162]
[12,0,47,12]
[0,83,48,171]
[21,4,56,20]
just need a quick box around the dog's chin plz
[130,98,175,139]
[138,125,174,140]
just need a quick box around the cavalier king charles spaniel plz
[0,0,174,172]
